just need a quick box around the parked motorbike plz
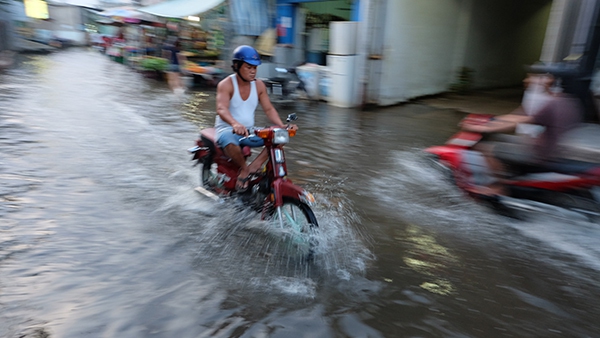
[425,113,600,221]
[262,67,312,106]
[188,114,319,258]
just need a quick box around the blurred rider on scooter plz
[215,45,298,191]
[460,73,584,196]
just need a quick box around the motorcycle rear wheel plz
[547,192,600,222]
[201,156,216,188]
[265,197,319,261]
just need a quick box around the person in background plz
[460,73,584,196]
[101,35,112,53]
[115,27,126,42]
[162,38,187,94]
[143,31,156,55]
[89,32,104,51]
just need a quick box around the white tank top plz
[215,74,258,135]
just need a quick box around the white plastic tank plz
[327,54,358,108]
[329,21,358,55]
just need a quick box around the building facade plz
[275,0,600,108]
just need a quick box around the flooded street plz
[1,49,600,337]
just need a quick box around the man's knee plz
[224,143,241,154]
[222,143,245,162]
[216,132,240,148]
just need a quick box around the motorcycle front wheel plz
[265,197,319,261]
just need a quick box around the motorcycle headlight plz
[272,128,290,144]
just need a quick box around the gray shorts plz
[491,134,539,167]
[216,131,264,148]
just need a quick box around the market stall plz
[138,0,227,87]
[97,7,166,65]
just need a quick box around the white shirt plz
[215,74,258,135]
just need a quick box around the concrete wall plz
[0,13,11,50]
[0,1,28,50]
[0,2,88,49]
[462,0,552,88]
[35,5,87,45]
[377,0,463,105]
[371,0,552,106]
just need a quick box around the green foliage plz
[449,67,474,94]
[140,57,168,71]
[305,13,346,26]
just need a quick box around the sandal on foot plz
[236,175,251,192]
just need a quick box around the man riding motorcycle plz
[460,73,584,196]
[214,45,297,191]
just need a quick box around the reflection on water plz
[400,224,458,296]
[1,49,600,337]
[181,92,215,129]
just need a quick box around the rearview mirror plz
[287,113,298,122]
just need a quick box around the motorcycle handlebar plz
[274,67,297,75]
[234,125,292,140]
[232,114,297,136]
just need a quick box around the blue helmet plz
[232,45,261,66]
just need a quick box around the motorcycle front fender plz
[425,145,464,170]
[271,178,315,207]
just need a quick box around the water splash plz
[378,150,600,273]
[155,168,376,299]
[369,150,503,230]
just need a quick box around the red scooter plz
[425,114,600,221]
[188,114,319,256]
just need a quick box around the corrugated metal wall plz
[229,0,273,36]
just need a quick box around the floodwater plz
[1,49,600,338]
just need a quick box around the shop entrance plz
[274,0,357,66]
[299,0,352,65]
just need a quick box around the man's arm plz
[216,78,248,136]
[255,80,298,130]
[461,113,534,134]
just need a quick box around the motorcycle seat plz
[200,128,251,157]
[544,159,599,175]
[507,158,598,176]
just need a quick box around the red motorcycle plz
[188,114,319,256]
[425,113,600,221]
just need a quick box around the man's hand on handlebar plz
[460,117,517,134]
[232,123,249,136]
[286,124,298,132]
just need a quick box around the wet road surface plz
[1,49,600,337]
